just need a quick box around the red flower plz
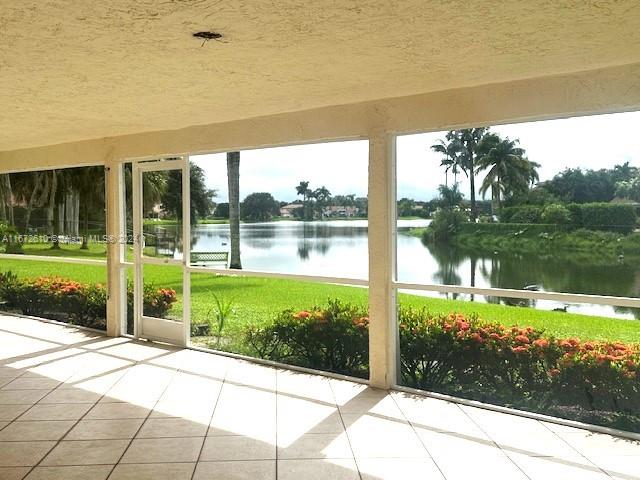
[515,335,530,344]
[532,338,549,348]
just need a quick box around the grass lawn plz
[1,253,639,343]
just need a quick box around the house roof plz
[3,1,640,152]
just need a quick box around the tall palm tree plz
[476,134,538,214]
[69,166,105,249]
[227,152,242,269]
[0,174,14,226]
[431,139,461,187]
[296,181,312,220]
[447,128,489,221]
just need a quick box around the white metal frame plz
[132,157,191,346]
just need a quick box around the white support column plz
[105,162,124,337]
[368,131,397,389]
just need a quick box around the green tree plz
[227,152,242,269]
[214,202,229,218]
[436,185,463,210]
[431,139,462,187]
[161,163,216,223]
[296,181,313,220]
[312,186,331,218]
[241,192,280,221]
[476,134,539,214]
[68,166,104,249]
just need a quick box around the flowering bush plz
[0,272,177,331]
[244,299,369,378]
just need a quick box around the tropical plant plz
[227,152,242,269]
[312,186,331,218]
[208,293,235,347]
[295,180,313,220]
[431,139,462,187]
[476,134,539,214]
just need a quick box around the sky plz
[193,111,640,203]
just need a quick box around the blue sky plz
[194,111,640,203]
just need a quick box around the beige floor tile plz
[0,420,75,441]
[507,452,610,480]
[337,394,403,417]
[0,467,31,480]
[65,418,144,440]
[0,389,48,405]
[556,430,640,457]
[24,465,114,480]
[357,458,445,480]
[0,441,56,466]
[416,429,499,458]
[278,433,353,459]
[40,439,129,466]
[0,404,31,421]
[278,458,360,480]
[200,435,276,461]
[84,402,150,419]
[39,389,102,404]
[208,412,276,442]
[0,368,25,378]
[121,437,204,463]
[432,449,529,480]
[137,417,208,438]
[19,403,92,421]
[193,460,276,480]
[109,462,195,480]
[589,455,640,480]
[1,377,61,390]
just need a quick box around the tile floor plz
[0,313,639,480]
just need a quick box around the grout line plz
[328,378,363,480]
[387,392,448,480]
[15,364,141,478]
[455,404,533,480]
[190,361,229,480]
[104,365,183,480]
[538,421,615,479]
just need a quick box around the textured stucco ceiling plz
[2,0,640,151]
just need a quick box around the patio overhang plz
[2,0,640,401]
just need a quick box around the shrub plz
[423,209,467,242]
[568,203,636,234]
[244,299,369,378]
[0,272,176,330]
[541,204,572,225]
[501,205,542,224]
[0,223,22,253]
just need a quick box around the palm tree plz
[431,139,461,187]
[69,167,105,249]
[296,181,312,220]
[0,174,14,226]
[476,134,539,214]
[448,128,489,221]
[227,152,242,269]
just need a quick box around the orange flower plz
[533,338,549,348]
[515,335,530,344]
[549,368,561,377]
[511,346,529,354]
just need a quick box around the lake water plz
[148,219,640,319]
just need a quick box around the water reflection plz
[142,219,640,318]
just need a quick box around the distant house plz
[323,206,359,218]
[280,203,303,218]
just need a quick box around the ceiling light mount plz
[193,31,225,46]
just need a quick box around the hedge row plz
[0,272,177,330]
[501,203,636,233]
[245,300,640,433]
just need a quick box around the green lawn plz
[1,253,639,343]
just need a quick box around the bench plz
[190,251,230,267]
